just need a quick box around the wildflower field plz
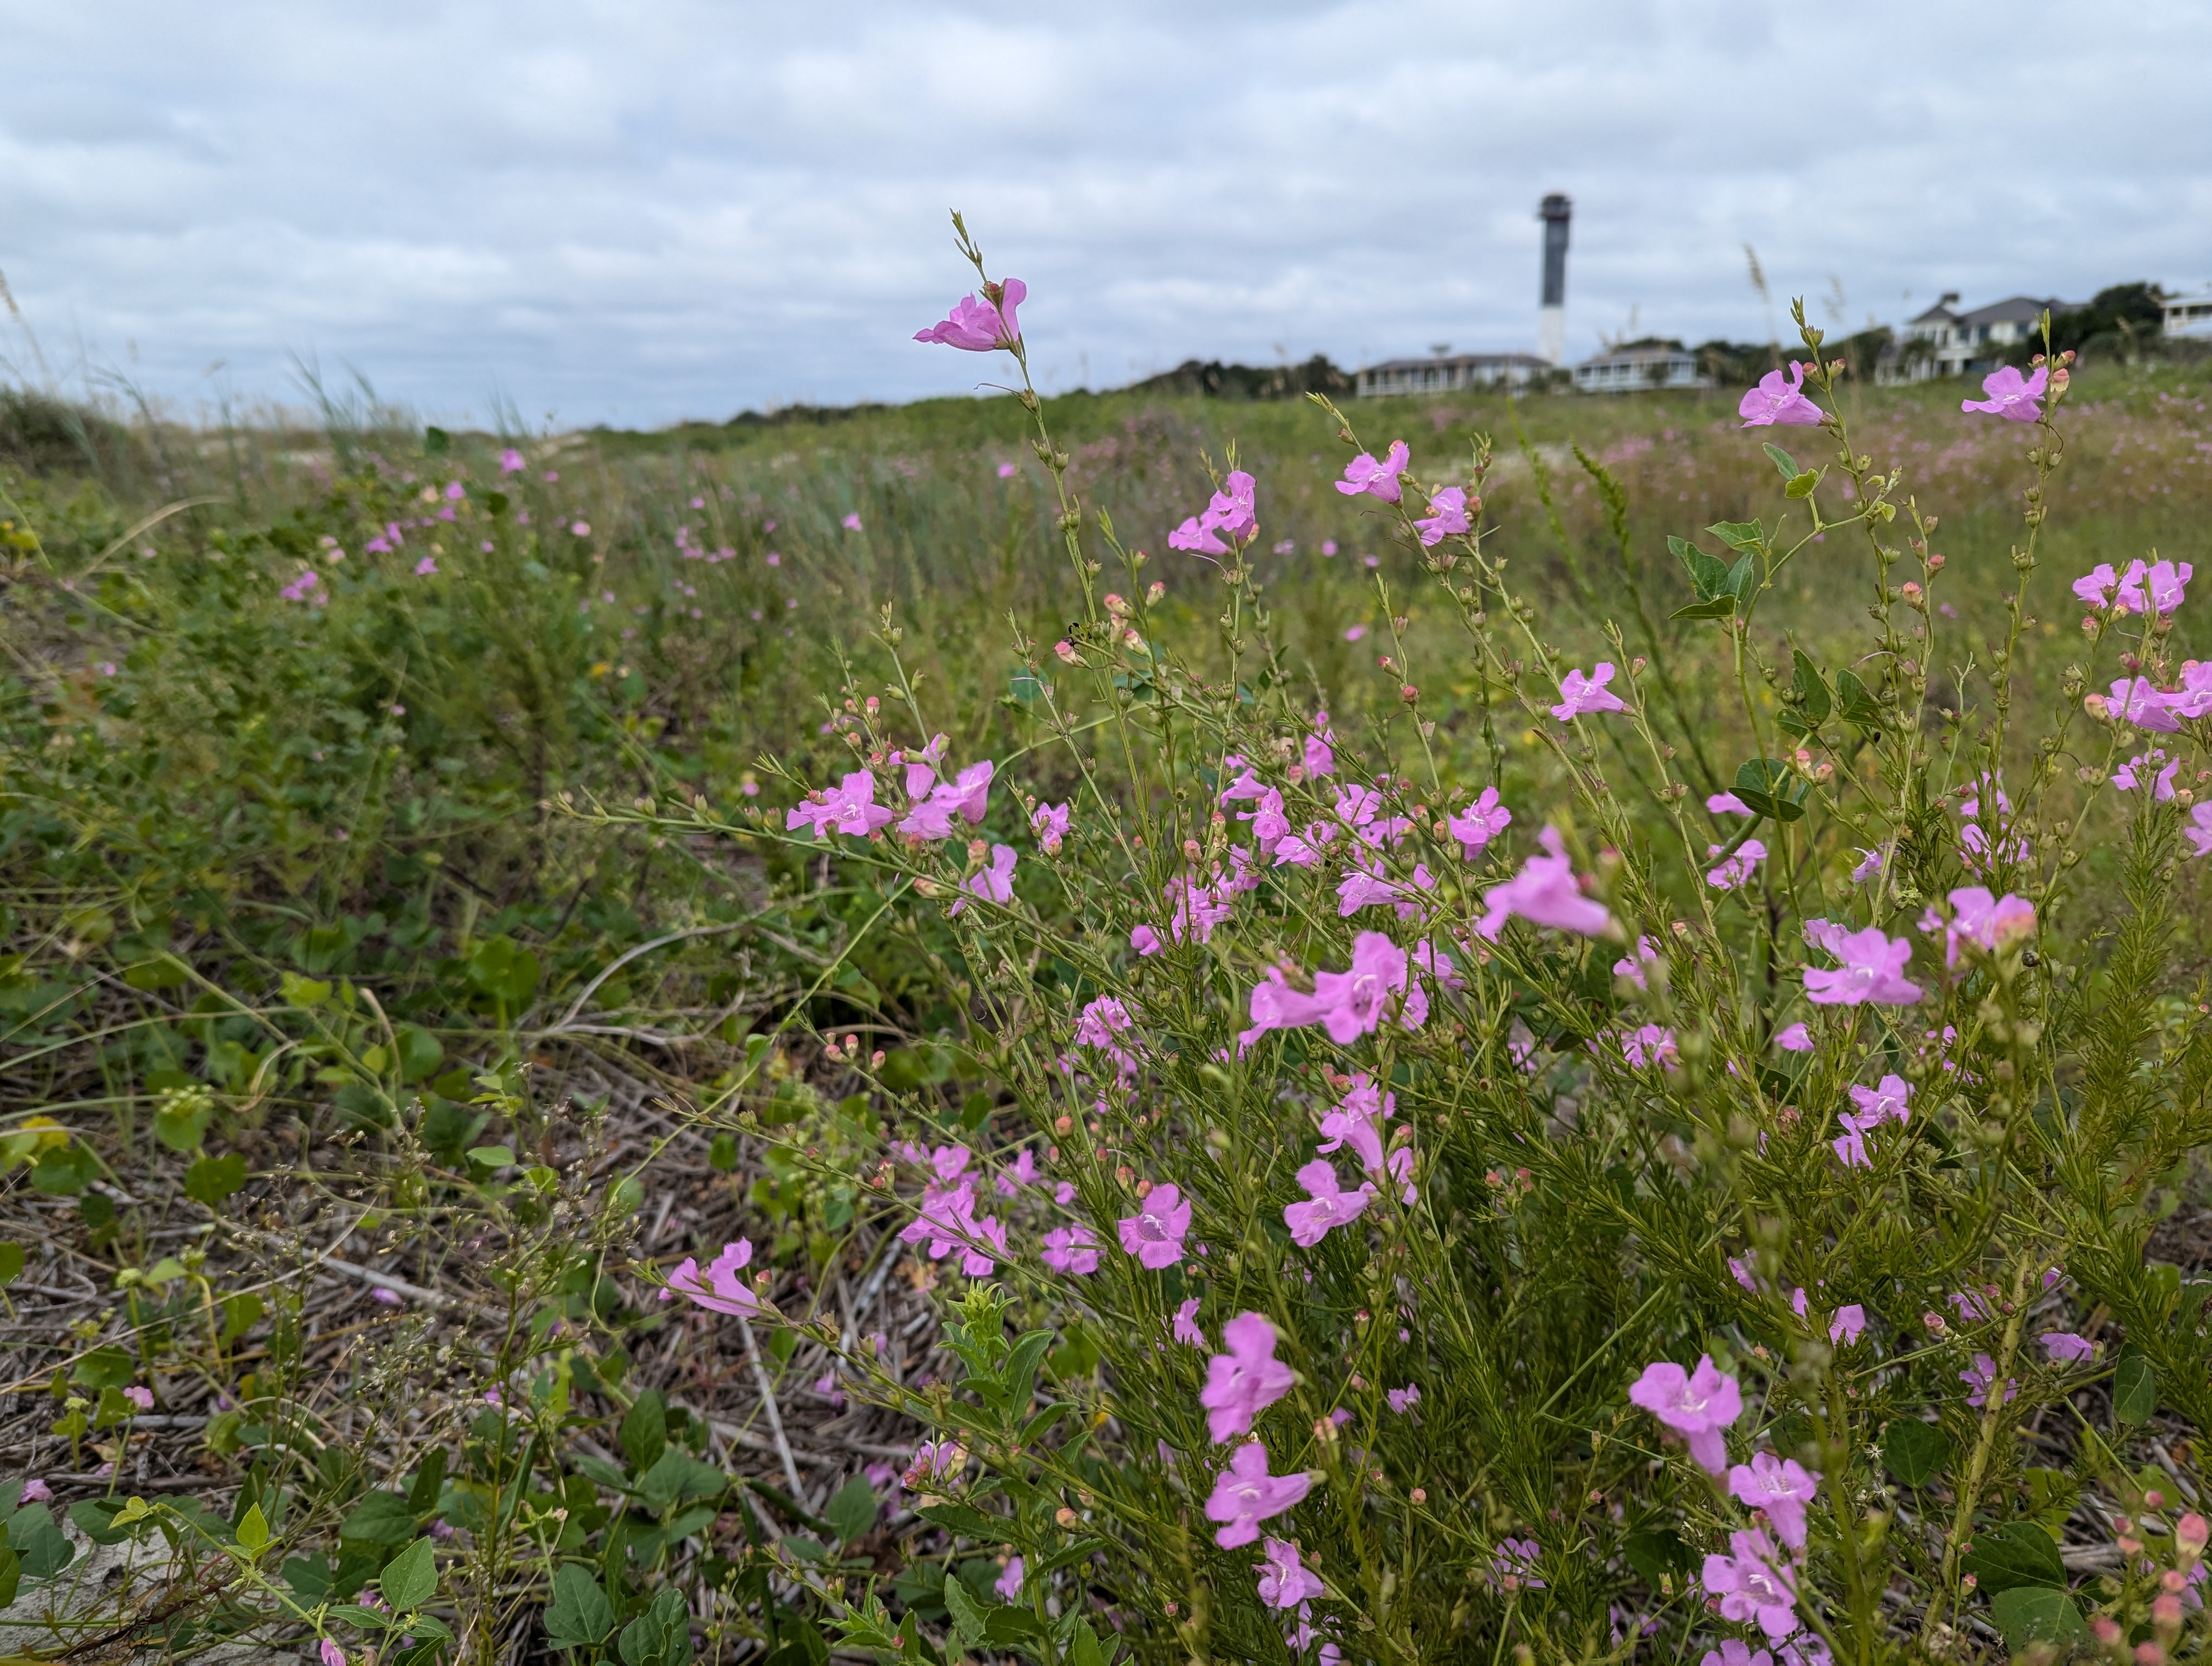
[5,235,2212,1666]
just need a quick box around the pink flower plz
[899,733,948,799]
[1283,1159,1377,1247]
[1702,1644,1772,1666]
[1335,441,1409,503]
[1491,1537,1546,1590]
[1850,847,1884,882]
[1960,1353,2017,1408]
[1628,1355,1741,1473]
[1803,926,1921,1007]
[1201,1311,1295,1440]
[123,1385,155,1411]
[2114,749,2181,801]
[1130,924,1163,956]
[995,1557,1025,1600]
[1551,662,1628,720]
[1446,787,1512,857]
[1117,1183,1192,1268]
[1386,1384,1421,1414]
[1205,1440,1312,1548]
[2041,1331,2097,1363]
[499,448,524,474]
[996,461,1017,478]
[1238,932,1425,1052]
[1305,714,1337,777]
[1041,1223,1101,1275]
[1475,827,1613,940]
[902,760,996,838]
[18,1478,53,1504]
[1739,362,1823,427]
[1706,838,1766,890]
[1031,800,1070,852]
[1708,791,1753,815]
[1728,1451,1821,1549]
[279,569,324,603]
[2107,676,2182,733]
[1829,1304,1866,1345]
[1169,470,1259,556]
[1613,935,1661,990]
[903,1439,967,1489]
[993,1149,1039,1196]
[841,512,863,531]
[411,555,438,576]
[1172,1298,1206,1348]
[2187,804,2212,857]
[1316,1073,1398,1175]
[1849,1072,1911,1126]
[1621,1024,1677,1068]
[1775,1022,1813,1053]
[787,771,896,839]
[322,1641,348,1666]
[1933,886,2035,965]
[914,278,1025,352]
[668,1240,769,1317]
[949,844,1017,915]
[1960,363,2047,422]
[2074,562,2119,610]
[1255,1537,1324,1608]
[1703,1529,1801,1639]
[1412,486,1470,546]
[570,520,591,536]
[2125,558,2192,617]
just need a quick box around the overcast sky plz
[4,0,2207,429]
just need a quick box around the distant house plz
[1896,293,2072,379]
[2165,287,2212,341]
[1572,339,1707,393]
[1356,353,1552,397]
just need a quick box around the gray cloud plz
[3,0,2207,426]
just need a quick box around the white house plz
[1356,353,1553,397]
[1572,341,1706,394]
[1899,293,2069,378]
[2165,287,2212,340]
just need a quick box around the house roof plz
[1958,295,2062,326]
[1578,341,1691,367]
[1361,353,1551,374]
[1909,302,1960,324]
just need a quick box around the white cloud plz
[1,0,2207,426]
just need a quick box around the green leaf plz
[407,1447,447,1514]
[8,1507,73,1578]
[466,1145,517,1171]
[1761,443,1799,480]
[338,1491,418,1547]
[620,1391,667,1472]
[184,1152,247,1206]
[824,1477,879,1545]
[1668,534,1734,602]
[280,971,332,1008]
[1724,552,1756,600]
[465,935,541,1007]
[0,1542,21,1610]
[1732,758,1808,823]
[235,1503,271,1554]
[394,1025,444,1083]
[1785,470,1820,498]
[1669,595,1739,621]
[637,1449,726,1512]
[2114,1351,2157,1424]
[1707,518,1765,554]
[1836,668,1882,731]
[1962,1520,2066,1597]
[916,1501,1001,1541]
[1882,1420,1951,1487]
[940,1573,988,1647]
[618,1587,696,1666]
[0,1241,21,1285]
[1623,1528,1693,1582]
[1791,649,1831,725]
[1065,1619,1109,1666]
[380,1536,437,1611]
[544,1562,615,1648]
[72,1345,138,1388]
[423,426,450,456]
[329,1603,403,1632]
[1990,1586,2089,1650]
[153,1088,215,1153]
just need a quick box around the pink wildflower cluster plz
[666,1239,772,1318]
[2074,556,2192,617]
[1240,931,1437,1052]
[1629,1355,1741,1473]
[914,278,1025,353]
[1316,1073,1415,1202]
[1832,1072,1909,1170]
[896,1144,1009,1276]
[1919,886,2035,967]
[1802,920,1920,1007]
[1475,828,1613,940]
[1169,471,1258,557]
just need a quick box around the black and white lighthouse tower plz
[1538,194,1571,367]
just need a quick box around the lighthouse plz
[1538,194,1571,367]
